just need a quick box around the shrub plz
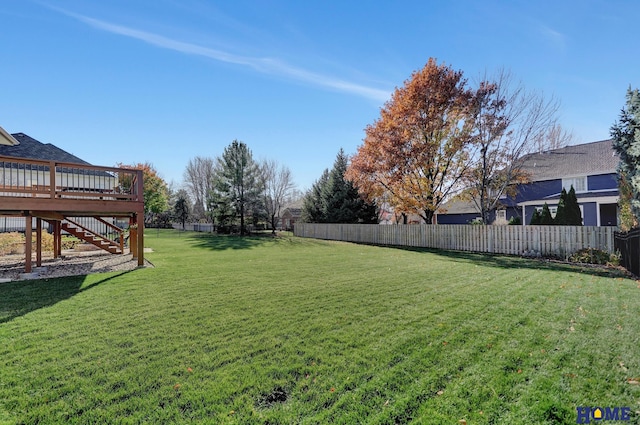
[569,248,620,266]
[0,231,77,255]
[530,209,541,225]
[33,231,54,252]
[508,216,521,225]
[61,236,81,250]
[539,203,554,225]
[0,232,25,255]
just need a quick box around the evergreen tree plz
[301,169,329,223]
[530,209,541,225]
[553,188,568,225]
[301,149,378,223]
[173,190,190,230]
[564,186,583,225]
[611,87,640,228]
[323,149,378,223]
[539,203,553,225]
[210,140,264,235]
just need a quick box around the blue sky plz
[1,1,637,191]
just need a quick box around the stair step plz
[61,220,124,256]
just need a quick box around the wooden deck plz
[0,155,145,272]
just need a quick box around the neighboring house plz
[436,140,619,226]
[280,207,302,230]
[378,202,423,224]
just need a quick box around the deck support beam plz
[136,212,144,267]
[36,218,42,267]
[25,215,32,273]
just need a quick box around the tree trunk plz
[423,210,435,224]
[240,202,246,236]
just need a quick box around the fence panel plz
[294,224,616,256]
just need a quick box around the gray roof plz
[520,139,618,182]
[0,132,90,165]
[282,207,302,217]
[438,197,481,215]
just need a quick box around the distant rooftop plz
[520,139,618,181]
[0,132,90,165]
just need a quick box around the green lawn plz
[0,230,639,424]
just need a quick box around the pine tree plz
[173,191,190,230]
[540,203,553,225]
[211,140,264,235]
[530,209,541,225]
[564,186,583,225]
[301,169,329,223]
[611,87,640,229]
[324,149,377,223]
[553,188,568,225]
[302,150,377,223]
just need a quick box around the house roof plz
[438,197,481,215]
[0,132,90,165]
[0,127,19,146]
[520,139,618,182]
[282,207,302,218]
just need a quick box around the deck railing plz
[0,155,143,202]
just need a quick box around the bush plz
[0,231,79,255]
[0,232,25,255]
[569,248,621,266]
[508,216,521,225]
[61,236,81,250]
[539,203,554,225]
[530,209,541,225]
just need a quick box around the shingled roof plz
[0,132,90,165]
[519,139,618,182]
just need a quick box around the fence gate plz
[614,229,640,277]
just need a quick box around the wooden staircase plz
[61,218,123,254]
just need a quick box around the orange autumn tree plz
[117,162,169,214]
[346,58,476,224]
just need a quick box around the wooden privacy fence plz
[294,224,617,256]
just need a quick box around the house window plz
[562,176,587,193]
[496,210,506,221]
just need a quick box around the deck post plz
[56,221,61,258]
[49,161,56,199]
[36,218,42,267]
[54,220,61,258]
[136,212,144,267]
[25,215,32,273]
[130,216,137,260]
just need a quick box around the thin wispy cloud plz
[537,24,566,49]
[56,8,390,102]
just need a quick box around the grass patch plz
[1,229,639,424]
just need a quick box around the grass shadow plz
[0,270,133,324]
[379,245,632,280]
[186,231,299,251]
